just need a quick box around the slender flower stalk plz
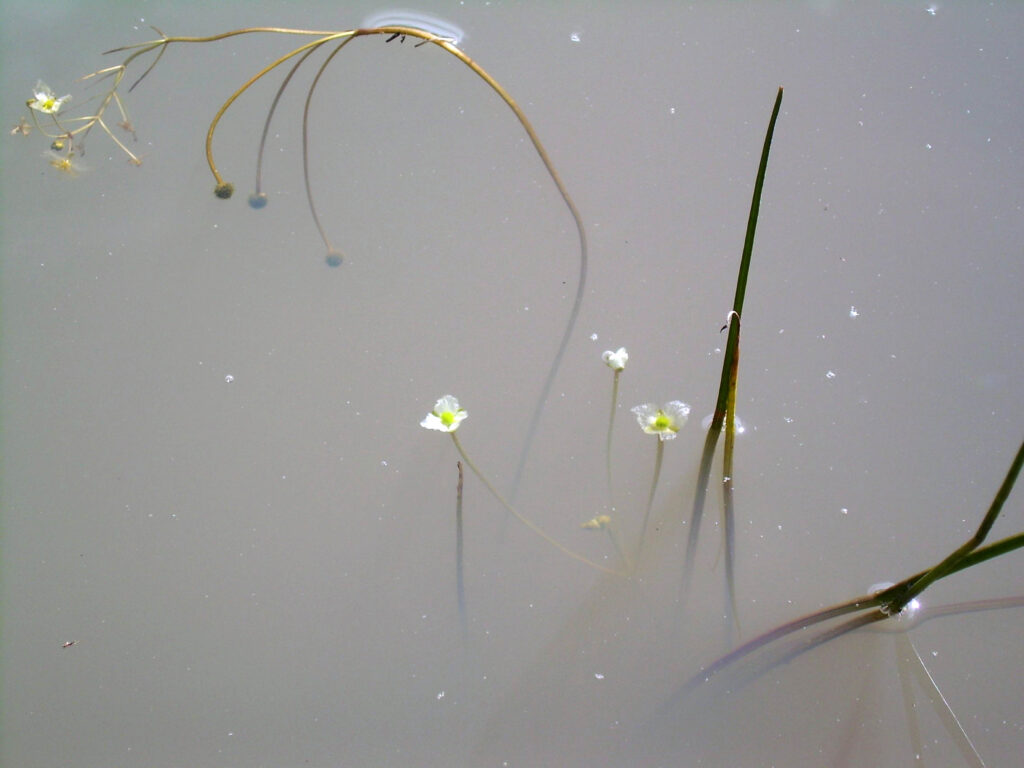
[601,347,628,507]
[631,401,690,562]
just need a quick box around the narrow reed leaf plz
[685,89,782,595]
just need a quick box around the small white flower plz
[27,80,71,115]
[420,395,468,433]
[631,401,690,440]
[602,347,628,371]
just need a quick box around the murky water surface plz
[2,2,1022,765]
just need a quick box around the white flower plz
[420,395,468,433]
[27,81,71,115]
[631,401,690,440]
[602,347,628,371]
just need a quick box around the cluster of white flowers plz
[420,349,688,442]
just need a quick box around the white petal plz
[434,394,461,413]
[664,401,691,426]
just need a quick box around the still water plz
[2,1,1022,765]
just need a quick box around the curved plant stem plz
[253,43,325,200]
[301,38,354,259]
[75,23,585,502]
[449,432,619,576]
[199,26,586,491]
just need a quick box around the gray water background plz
[2,1,1022,765]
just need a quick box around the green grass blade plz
[684,88,783,594]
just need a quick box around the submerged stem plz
[637,439,664,565]
[449,432,619,576]
[605,368,621,507]
[456,460,467,644]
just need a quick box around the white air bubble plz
[361,10,465,45]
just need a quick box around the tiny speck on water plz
[825,370,837,380]
[570,32,581,42]
[224,374,234,383]
[590,333,598,341]
[594,673,605,680]
[849,306,859,318]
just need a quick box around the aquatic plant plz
[13,20,585,503]
[13,17,1022,765]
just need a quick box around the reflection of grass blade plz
[679,439,1024,699]
[893,632,985,767]
[683,426,718,592]
[684,88,783,593]
[892,633,927,762]
[677,593,1024,705]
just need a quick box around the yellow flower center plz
[440,410,456,427]
[654,413,672,431]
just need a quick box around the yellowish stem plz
[449,432,620,576]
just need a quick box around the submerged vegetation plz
[14,17,1022,763]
